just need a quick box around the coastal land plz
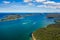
[0,14,33,22]
[32,23,60,40]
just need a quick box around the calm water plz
[0,13,55,40]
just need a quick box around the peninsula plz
[32,20,60,40]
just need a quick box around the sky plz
[0,0,60,13]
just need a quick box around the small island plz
[32,20,60,40]
[0,14,34,22]
[0,14,23,22]
[46,13,60,18]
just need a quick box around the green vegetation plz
[0,14,33,22]
[0,14,22,22]
[33,24,60,40]
[54,20,60,24]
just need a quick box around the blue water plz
[0,13,55,40]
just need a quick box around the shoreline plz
[32,33,36,40]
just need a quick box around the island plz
[32,21,60,40]
[0,14,34,22]
[0,14,23,22]
[46,13,60,18]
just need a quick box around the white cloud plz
[24,0,32,2]
[35,0,46,2]
[37,4,60,9]
[28,3,34,6]
[35,0,60,9]
[3,1,10,4]
[0,0,60,13]
[37,5,46,7]
[43,1,55,4]
[24,0,46,2]
[43,1,60,5]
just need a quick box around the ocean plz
[0,13,55,40]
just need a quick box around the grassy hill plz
[33,24,60,40]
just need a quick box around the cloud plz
[24,0,46,2]
[37,5,60,9]
[43,1,60,5]
[35,0,46,2]
[37,5,46,7]
[3,1,11,4]
[24,0,32,2]
[0,0,60,13]
[35,0,60,9]
[43,1,55,4]
[28,3,34,6]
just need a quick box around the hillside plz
[32,24,60,40]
